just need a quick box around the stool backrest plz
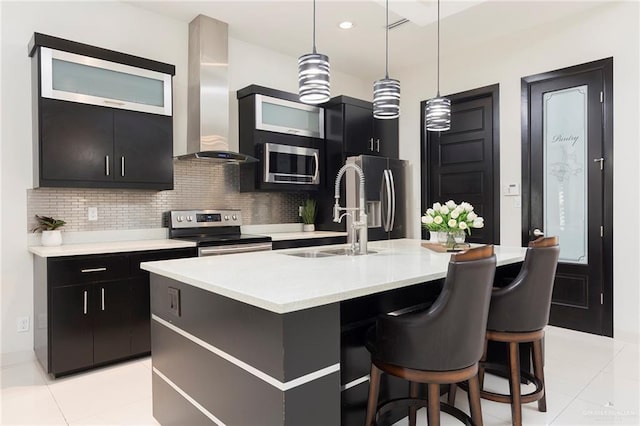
[487,236,560,332]
[374,245,496,371]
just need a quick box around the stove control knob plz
[186,216,193,222]
[176,216,184,222]
[224,215,229,221]
[232,215,238,221]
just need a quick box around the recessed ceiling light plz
[339,21,354,30]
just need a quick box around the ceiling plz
[127,0,608,81]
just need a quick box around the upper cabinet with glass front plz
[255,94,324,138]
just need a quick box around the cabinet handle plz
[81,267,107,273]
[83,290,88,315]
[104,99,126,107]
[105,156,110,176]
[376,139,380,152]
[287,129,300,134]
[369,138,374,151]
[121,157,125,177]
[101,288,105,311]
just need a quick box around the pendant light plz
[425,0,451,131]
[298,0,330,104]
[373,0,400,119]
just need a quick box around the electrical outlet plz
[88,207,98,221]
[17,316,30,333]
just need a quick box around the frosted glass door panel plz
[543,85,588,264]
[53,59,164,107]
[255,95,324,138]
[40,47,172,116]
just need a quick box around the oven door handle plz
[199,243,272,256]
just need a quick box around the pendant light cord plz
[312,0,317,54]
[436,0,441,96]
[385,0,389,78]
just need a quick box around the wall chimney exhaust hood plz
[177,14,257,163]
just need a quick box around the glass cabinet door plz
[40,47,172,116]
[255,94,324,138]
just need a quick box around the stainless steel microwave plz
[263,143,319,185]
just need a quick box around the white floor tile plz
[602,343,640,382]
[47,361,152,422]
[1,360,47,392]
[68,397,159,425]
[552,398,640,425]
[576,370,640,413]
[0,385,67,425]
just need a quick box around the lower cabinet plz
[34,247,196,377]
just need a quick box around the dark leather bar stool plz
[449,236,559,426]
[364,245,497,426]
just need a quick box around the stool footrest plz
[478,362,544,404]
[374,397,474,426]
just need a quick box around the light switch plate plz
[503,183,520,196]
[168,287,181,317]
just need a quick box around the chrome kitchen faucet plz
[334,163,368,255]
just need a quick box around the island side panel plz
[150,274,341,425]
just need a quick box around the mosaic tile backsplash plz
[27,159,307,232]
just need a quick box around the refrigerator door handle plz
[389,169,396,231]
[380,171,388,231]
[382,170,392,232]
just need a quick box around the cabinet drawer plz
[48,254,129,287]
[129,248,196,278]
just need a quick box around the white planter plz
[41,230,62,246]
[302,224,315,232]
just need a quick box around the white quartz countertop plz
[141,239,526,314]
[28,239,196,257]
[263,231,347,241]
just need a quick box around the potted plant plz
[32,215,66,246]
[301,199,317,232]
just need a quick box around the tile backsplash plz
[27,159,306,232]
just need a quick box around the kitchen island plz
[141,239,526,426]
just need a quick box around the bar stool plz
[449,236,559,426]
[364,245,496,426]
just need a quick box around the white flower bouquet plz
[421,200,484,235]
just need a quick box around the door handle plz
[101,287,105,311]
[105,155,110,176]
[83,290,88,315]
[382,170,392,232]
[593,157,604,170]
[376,139,380,153]
[388,169,396,231]
[312,151,319,183]
[532,228,544,237]
[81,267,106,273]
[121,157,125,177]
[369,138,374,151]
[380,172,388,231]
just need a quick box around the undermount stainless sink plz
[283,248,378,258]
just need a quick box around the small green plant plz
[32,215,66,232]
[301,199,317,225]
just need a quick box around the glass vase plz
[437,230,465,249]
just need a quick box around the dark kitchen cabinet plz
[327,97,399,160]
[34,247,196,377]
[29,33,175,190]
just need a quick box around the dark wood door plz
[50,285,93,374]
[523,59,613,336]
[422,85,500,244]
[93,280,132,364]
[40,98,113,183]
[343,104,374,156]
[114,110,173,186]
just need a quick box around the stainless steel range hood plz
[178,14,257,163]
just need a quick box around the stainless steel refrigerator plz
[345,155,408,241]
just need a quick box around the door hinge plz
[600,293,604,305]
[600,91,604,103]
[600,225,604,237]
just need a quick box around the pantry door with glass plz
[522,59,613,336]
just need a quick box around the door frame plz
[521,58,613,336]
[420,83,501,243]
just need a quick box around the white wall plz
[397,1,640,343]
[0,1,369,357]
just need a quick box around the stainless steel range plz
[167,209,272,256]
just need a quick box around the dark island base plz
[150,262,522,426]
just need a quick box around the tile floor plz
[1,326,638,425]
